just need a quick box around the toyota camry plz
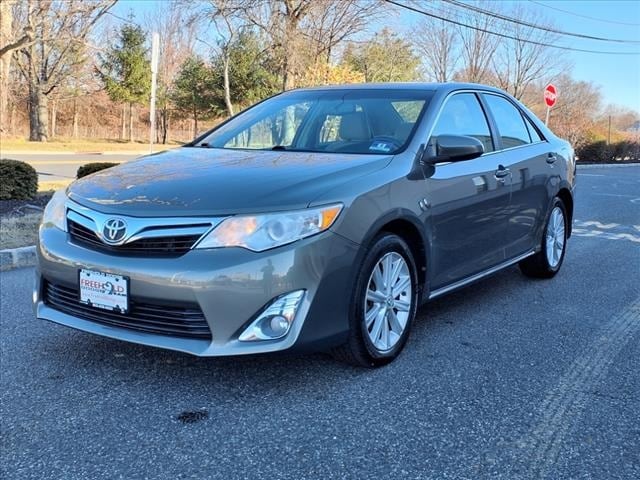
[35,83,575,367]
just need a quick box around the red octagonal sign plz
[544,84,557,108]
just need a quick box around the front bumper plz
[35,225,359,356]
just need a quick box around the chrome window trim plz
[481,92,535,147]
[64,198,225,247]
[425,89,549,163]
[426,90,496,155]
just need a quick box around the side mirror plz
[434,135,484,162]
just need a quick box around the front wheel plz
[332,233,418,367]
[519,197,568,278]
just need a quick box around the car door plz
[426,92,511,290]
[480,93,554,258]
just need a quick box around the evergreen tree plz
[100,24,151,141]
[341,29,420,83]
[212,31,279,109]
[171,56,222,135]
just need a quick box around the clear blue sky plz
[112,0,640,113]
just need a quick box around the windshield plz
[195,89,433,155]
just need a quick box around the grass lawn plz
[1,137,183,152]
[0,213,42,249]
[39,179,74,192]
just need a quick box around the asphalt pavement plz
[1,166,639,479]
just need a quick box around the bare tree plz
[413,18,458,82]
[0,0,35,132]
[491,4,563,100]
[305,0,381,68]
[271,0,315,91]
[544,74,602,148]
[12,0,116,141]
[453,0,501,83]
[145,3,197,142]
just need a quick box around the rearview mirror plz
[435,135,484,162]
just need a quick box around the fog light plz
[270,316,289,336]
[239,290,305,341]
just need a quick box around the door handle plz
[546,153,557,164]
[494,165,510,179]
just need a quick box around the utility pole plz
[149,32,159,154]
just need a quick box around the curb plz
[0,246,36,271]
[576,162,640,169]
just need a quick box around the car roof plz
[290,82,507,95]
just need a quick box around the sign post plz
[544,83,557,126]
[149,32,160,154]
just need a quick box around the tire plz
[519,197,568,279]
[332,233,419,367]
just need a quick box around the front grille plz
[43,281,212,340]
[68,220,201,256]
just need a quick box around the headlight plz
[41,189,68,232]
[195,204,342,252]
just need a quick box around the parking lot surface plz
[1,166,639,479]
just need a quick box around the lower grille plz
[68,220,201,256]
[43,281,212,340]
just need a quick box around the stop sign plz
[544,84,557,108]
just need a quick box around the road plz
[5,153,141,183]
[1,166,639,480]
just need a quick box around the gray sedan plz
[35,83,575,367]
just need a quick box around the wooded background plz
[1,0,638,148]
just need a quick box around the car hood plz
[67,147,393,216]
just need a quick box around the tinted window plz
[483,94,531,149]
[523,114,543,142]
[432,93,493,153]
[197,90,432,155]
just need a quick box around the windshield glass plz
[195,89,433,155]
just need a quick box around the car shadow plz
[38,266,532,396]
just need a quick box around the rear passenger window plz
[523,114,543,142]
[482,94,531,149]
[432,93,493,153]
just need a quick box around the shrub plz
[576,141,640,164]
[0,159,38,200]
[77,162,118,179]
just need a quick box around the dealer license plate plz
[79,269,129,313]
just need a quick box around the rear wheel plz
[519,197,568,278]
[332,233,418,367]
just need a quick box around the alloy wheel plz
[364,252,412,352]
[545,206,566,268]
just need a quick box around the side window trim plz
[476,92,503,152]
[521,111,547,143]
[480,92,551,153]
[429,90,496,158]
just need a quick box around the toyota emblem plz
[102,218,127,243]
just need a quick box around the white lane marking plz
[593,193,636,198]
[572,220,640,243]
[577,173,605,177]
[514,299,640,478]
[572,229,640,243]
[573,220,619,229]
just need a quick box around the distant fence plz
[5,124,218,144]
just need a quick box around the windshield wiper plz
[271,145,286,151]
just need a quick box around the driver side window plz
[432,93,494,153]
